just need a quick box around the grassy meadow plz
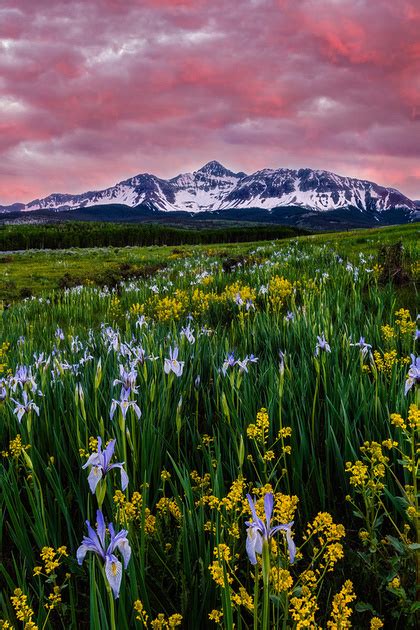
[0,224,419,629]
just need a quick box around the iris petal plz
[246,527,263,565]
[105,556,123,599]
[87,466,103,494]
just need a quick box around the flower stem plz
[103,571,116,630]
[253,565,259,630]
[262,540,270,630]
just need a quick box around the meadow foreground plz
[1,229,419,629]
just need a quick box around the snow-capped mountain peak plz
[1,162,417,222]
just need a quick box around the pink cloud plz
[0,0,419,204]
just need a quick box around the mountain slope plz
[1,162,418,228]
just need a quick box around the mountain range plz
[1,161,419,229]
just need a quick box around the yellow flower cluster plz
[88,436,98,451]
[150,614,182,629]
[209,546,254,612]
[221,282,256,304]
[305,512,345,559]
[214,543,231,562]
[395,308,415,335]
[407,404,419,430]
[133,601,182,628]
[134,599,149,625]
[160,469,171,481]
[129,303,144,317]
[270,567,293,592]
[209,559,232,587]
[0,341,10,375]
[346,460,368,487]
[390,412,406,430]
[278,426,292,439]
[246,407,270,445]
[190,288,218,317]
[389,406,419,521]
[45,586,62,610]
[33,546,68,576]
[372,264,383,278]
[208,609,223,623]
[370,617,384,629]
[114,490,156,532]
[190,470,212,492]
[268,275,293,309]
[219,476,246,512]
[373,350,399,376]
[79,435,99,459]
[326,580,356,629]
[290,586,319,628]
[109,296,122,320]
[155,497,182,523]
[10,589,38,629]
[153,294,187,322]
[346,441,388,493]
[198,494,220,510]
[231,586,254,610]
[388,576,400,589]
[2,435,30,459]
[208,544,236,588]
[380,324,395,342]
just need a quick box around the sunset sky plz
[1,0,419,205]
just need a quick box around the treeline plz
[0,222,309,250]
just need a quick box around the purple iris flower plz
[245,493,296,565]
[135,315,148,329]
[110,389,141,421]
[237,354,259,373]
[0,380,7,401]
[164,347,184,377]
[10,365,37,393]
[55,327,65,341]
[222,352,237,376]
[82,436,128,494]
[350,336,372,358]
[131,346,147,365]
[315,334,331,357]
[180,324,195,344]
[415,329,420,341]
[113,365,138,396]
[77,510,131,599]
[11,390,40,423]
[405,354,420,395]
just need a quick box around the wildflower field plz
[1,225,419,629]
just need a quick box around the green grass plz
[1,223,418,303]
[0,224,419,629]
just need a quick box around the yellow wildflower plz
[134,599,149,625]
[327,580,356,629]
[271,567,293,592]
[45,586,61,610]
[208,609,223,623]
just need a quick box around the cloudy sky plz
[1,0,419,204]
